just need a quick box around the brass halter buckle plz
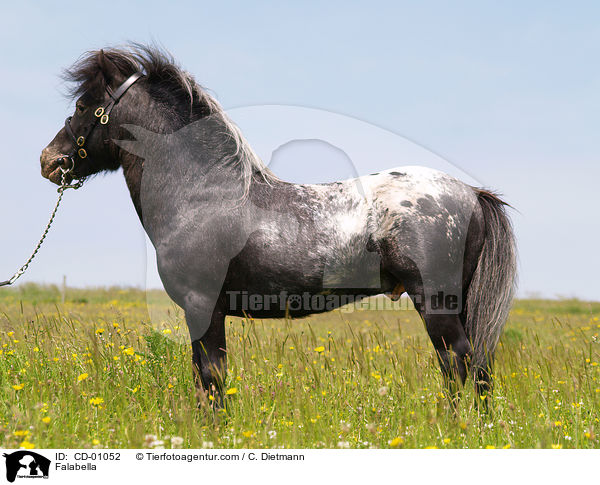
[95,106,109,124]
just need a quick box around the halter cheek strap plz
[63,71,143,165]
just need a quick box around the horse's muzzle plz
[40,151,73,185]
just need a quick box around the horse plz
[40,45,517,408]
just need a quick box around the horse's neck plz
[121,153,144,220]
[118,105,187,221]
[118,120,252,243]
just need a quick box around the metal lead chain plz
[0,170,84,287]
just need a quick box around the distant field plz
[0,284,598,449]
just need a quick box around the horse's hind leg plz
[188,303,227,409]
[409,285,473,406]
[425,316,472,405]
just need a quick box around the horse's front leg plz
[187,299,227,409]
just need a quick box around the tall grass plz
[0,284,598,449]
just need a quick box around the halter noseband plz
[60,71,143,173]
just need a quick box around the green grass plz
[0,283,599,449]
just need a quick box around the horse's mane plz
[63,43,279,194]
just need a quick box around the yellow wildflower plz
[20,440,35,449]
[12,383,24,391]
[389,437,404,447]
[225,387,237,395]
[77,373,89,382]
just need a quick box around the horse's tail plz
[464,189,517,373]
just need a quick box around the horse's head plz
[40,49,146,185]
[40,44,272,208]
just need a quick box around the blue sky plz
[0,1,598,299]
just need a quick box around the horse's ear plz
[96,49,121,83]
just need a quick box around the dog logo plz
[3,450,51,482]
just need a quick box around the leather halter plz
[62,71,143,169]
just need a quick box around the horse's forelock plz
[62,44,202,109]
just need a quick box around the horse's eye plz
[76,104,86,113]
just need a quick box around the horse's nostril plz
[57,156,75,173]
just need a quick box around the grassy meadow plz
[0,283,599,449]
